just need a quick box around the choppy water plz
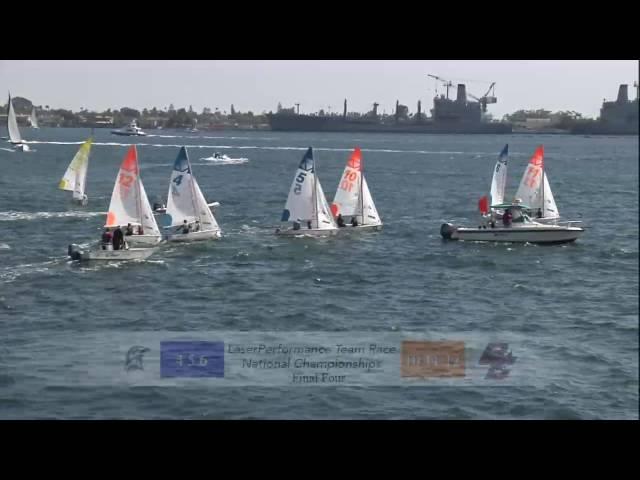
[0,128,637,419]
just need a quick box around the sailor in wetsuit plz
[112,227,125,250]
[351,216,359,227]
[125,223,134,236]
[336,214,346,227]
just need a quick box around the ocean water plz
[0,128,637,419]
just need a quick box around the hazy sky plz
[1,60,637,118]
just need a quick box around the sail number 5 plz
[294,172,306,194]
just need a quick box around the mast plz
[186,149,200,223]
[541,160,545,218]
[134,145,144,226]
[313,149,318,228]
[360,153,365,226]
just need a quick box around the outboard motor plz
[68,244,82,261]
[440,223,457,240]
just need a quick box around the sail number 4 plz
[293,171,306,194]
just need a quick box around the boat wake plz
[21,140,496,156]
[0,211,106,222]
[0,259,61,284]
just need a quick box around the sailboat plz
[6,93,30,151]
[490,144,508,207]
[514,145,560,223]
[330,147,382,231]
[105,145,162,246]
[442,144,583,244]
[478,144,508,218]
[163,146,222,242]
[68,145,160,261]
[29,106,39,129]
[276,147,338,237]
[59,138,93,206]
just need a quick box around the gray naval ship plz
[267,81,512,134]
[571,83,639,135]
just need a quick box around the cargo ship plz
[267,82,512,134]
[571,83,639,135]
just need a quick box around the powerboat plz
[111,121,147,136]
[441,203,584,244]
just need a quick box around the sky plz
[0,60,637,118]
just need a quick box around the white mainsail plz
[331,147,381,226]
[165,146,220,232]
[514,145,559,218]
[59,138,92,202]
[314,180,337,229]
[7,94,22,144]
[105,145,160,236]
[490,144,508,206]
[282,147,318,223]
[360,176,381,225]
[30,107,39,128]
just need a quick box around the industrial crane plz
[466,83,498,112]
[427,74,453,99]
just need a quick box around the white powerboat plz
[111,120,147,136]
[68,243,156,262]
[441,203,584,244]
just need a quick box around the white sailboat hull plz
[68,244,156,262]
[165,229,222,242]
[13,143,30,152]
[125,234,163,247]
[441,223,583,244]
[275,227,338,237]
[337,223,383,232]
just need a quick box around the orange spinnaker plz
[347,147,362,171]
[121,145,139,174]
[529,145,544,168]
[106,211,117,226]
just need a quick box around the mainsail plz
[490,144,508,206]
[105,145,160,236]
[7,94,22,144]
[30,107,39,128]
[165,146,220,232]
[59,138,92,201]
[514,145,559,218]
[331,147,381,225]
